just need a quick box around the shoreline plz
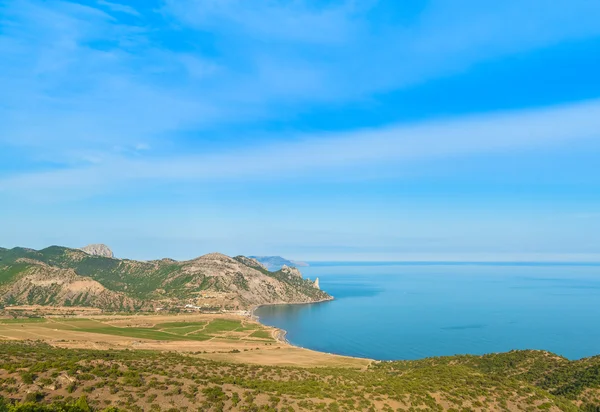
[250,296,335,345]
[250,296,373,364]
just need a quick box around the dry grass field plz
[0,313,371,370]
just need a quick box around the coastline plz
[250,296,374,365]
[250,296,334,345]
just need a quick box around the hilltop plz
[249,255,309,271]
[0,246,329,312]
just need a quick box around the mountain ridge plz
[0,245,329,312]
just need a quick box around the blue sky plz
[1,0,600,261]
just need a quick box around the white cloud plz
[3,0,600,165]
[2,0,600,199]
[2,98,599,198]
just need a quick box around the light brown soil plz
[0,313,371,370]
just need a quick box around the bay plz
[254,262,600,360]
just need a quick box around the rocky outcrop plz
[314,277,320,290]
[281,265,303,278]
[80,244,114,258]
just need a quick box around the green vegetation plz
[0,263,33,286]
[152,321,206,329]
[0,246,331,311]
[248,330,271,340]
[159,325,206,336]
[0,318,46,324]
[1,342,597,411]
[202,319,241,334]
[0,318,274,343]
[0,394,102,411]
[73,326,198,341]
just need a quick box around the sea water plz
[254,262,600,360]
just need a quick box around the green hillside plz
[2,342,600,411]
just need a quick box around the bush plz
[20,373,35,385]
[202,386,226,402]
[24,393,44,403]
[0,395,9,412]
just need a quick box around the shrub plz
[20,372,35,385]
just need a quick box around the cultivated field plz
[0,314,371,369]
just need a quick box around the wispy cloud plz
[2,98,599,199]
[3,0,600,169]
[163,0,361,44]
[0,1,220,144]
[2,1,600,198]
[163,0,600,98]
[97,0,140,17]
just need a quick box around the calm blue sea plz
[255,262,600,361]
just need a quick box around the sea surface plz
[254,262,600,361]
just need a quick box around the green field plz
[185,331,213,341]
[202,319,243,334]
[153,321,207,329]
[0,317,47,324]
[161,324,207,335]
[249,330,272,340]
[0,317,275,343]
[76,326,202,341]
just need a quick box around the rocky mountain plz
[80,244,114,258]
[280,265,303,278]
[249,256,309,271]
[232,255,268,272]
[0,246,330,311]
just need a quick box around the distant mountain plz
[0,246,329,311]
[249,256,309,271]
